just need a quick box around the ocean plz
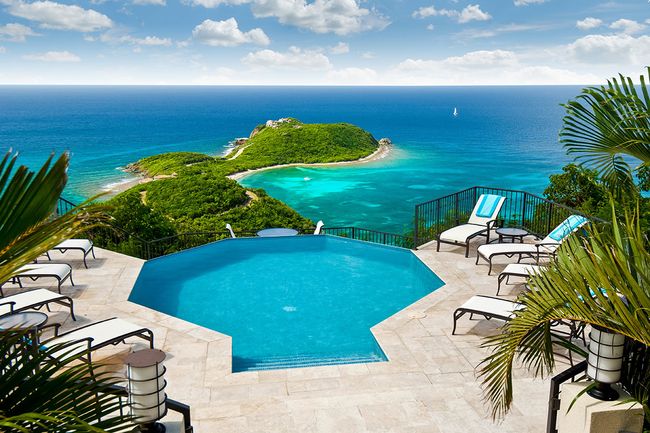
[0,85,580,233]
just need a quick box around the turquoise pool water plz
[129,235,444,372]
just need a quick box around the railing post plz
[546,203,554,236]
[521,192,527,228]
[414,206,420,248]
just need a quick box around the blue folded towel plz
[475,194,503,218]
[548,215,588,242]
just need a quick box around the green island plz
[101,118,383,252]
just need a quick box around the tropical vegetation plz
[0,151,131,431]
[97,119,379,255]
[479,69,650,428]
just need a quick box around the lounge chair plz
[41,317,154,364]
[452,295,524,335]
[314,221,324,235]
[226,223,236,238]
[476,215,589,274]
[452,295,585,350]
[48,239,95,268]
[437,194,506,257]
[0,288,76,319]
[2,263,74,295]
[497,263,544,295]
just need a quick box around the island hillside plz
[100,119,382,254]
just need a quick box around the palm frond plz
[0,151,110,283]
[0,330,133,432]
[560,67,650,195]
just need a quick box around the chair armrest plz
[39,323,62,336]
[0,301,16,312]
[486,219,499,230]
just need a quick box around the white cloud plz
[567,34,650,64]
[192,18,269,47]
[391,50,597,85]
[132,0,166,5]
[576,17,602,30]
[458,4,490,23]
[195,0,389,35]
[326,67,377,84]
[188,0,247,7]
[514,0,547,5]
[412,3,491,24]
[23,50,80,62]
[426,24,434,31]
[252,0,390,35]
[96,32,172,46]
[0,22,38,42]
[609,18,646,35]
[242,46,331,70]
[0,46,5,53]
[412,5,457,19]
[361,51,374,59]
[330,41,349,54]
[7,1,112,32]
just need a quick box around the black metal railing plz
[546,360,588,433]
[413,186,601,248]
[322,227,414,249]
[106,384,193,432]
[58,197,412,259]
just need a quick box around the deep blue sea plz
[0,86,580,232]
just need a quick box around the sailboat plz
[453,107,459,117]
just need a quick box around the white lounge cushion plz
[0,288,65,316]
[477,241,558,258]
[47,318,145,357]
[439,224,488,243]
[18,263,71,279]
[459,296,524,319]
[55,239,93,252]
[501,263,544,277]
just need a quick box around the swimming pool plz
[129,235,444,372]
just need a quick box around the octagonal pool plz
[129,235,444,371]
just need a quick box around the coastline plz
[103,142,391,195]
[227,143,391,181]
[103,173,175,196]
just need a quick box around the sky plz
[0,0,648,85]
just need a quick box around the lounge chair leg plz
[70,273,75,286]
[83,254,89,269]
[452,310,464,335]
[497,275,504,296]
[68,299,76,321]
[487,260,493,275]
[436,240,440,252]
[465,243,470,258]
[90,246,96,259]
[57,280,62,294]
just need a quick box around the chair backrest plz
[468,194,506,226]
[314,220,324,235]
[541,215,589,244]
[225,223,236,239]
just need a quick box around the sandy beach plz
[227,143,392,181]
[103,173,175,195]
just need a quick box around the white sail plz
[453,107,459,117]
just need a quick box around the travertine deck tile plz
[6,239,578,432]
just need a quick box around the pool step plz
[234,353,385,372]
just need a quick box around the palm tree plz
[0,151,131,431]
[481,69,650,424]
[560,67,650,196]
[478,208,650,420]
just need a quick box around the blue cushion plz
[475,194,503,218]
[548,215,588,242]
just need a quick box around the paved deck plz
[7,237,575,433]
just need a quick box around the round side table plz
[495,227,529,243]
